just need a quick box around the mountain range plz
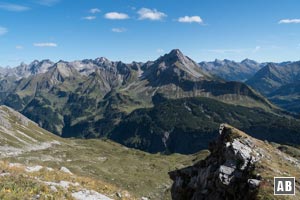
[199,58,300,114]
[0,49,300,154]
[199,58,263,82]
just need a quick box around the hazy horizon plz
[2,49,299,68]
[1,0,300,66]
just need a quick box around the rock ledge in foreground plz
[169,124,262,200]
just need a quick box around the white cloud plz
[0,3,29,11]
[178,16,203,24]
[83,16,96,20]
[16,45,24,49]
[105,12,129,20]
[253,46,261,53]
[157,49,164,54]
[36,0,60,6]
[278,19,300,24]
[0,26,8,36]
[90,8,100,14]
[112,28,127,33]
[137,8,167,21]
[33,43,57,47]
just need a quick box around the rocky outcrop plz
[169,124,262,200]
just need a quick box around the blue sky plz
[1,0,300,66]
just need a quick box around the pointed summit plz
[146,49,212,83]
[162,49,186,62]
[258,63,278,75]
[241,58,259,66]
[168,49,184,56]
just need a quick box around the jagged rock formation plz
[170,124,290,200]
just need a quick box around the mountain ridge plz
[0,49,296,154]
[246,61,300,113]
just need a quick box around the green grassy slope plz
[0,105,205,199]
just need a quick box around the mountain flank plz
[0,105,202,199]
[246,61,300,113]
[110,96,300,154]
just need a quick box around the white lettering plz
[277,181,284,191]
[286,181,292,191]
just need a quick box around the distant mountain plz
[246,61,300,113]
[1,60,54,79]
[169,124,300,199]
[145,49,212,84]
[199,58,263,82]
[0,49,295,154]
[268,81,300,113]
[247,61,300,95]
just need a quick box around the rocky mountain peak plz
[169,49,184,57]
[169,124,263,200]
[51,62,76,79]
[28,59,54,75]
[214,59,225,65]
[253,63,281,80]
[241,58,258,65]
[264,63,277,70]
[160,49,188,64]
[95,57,111,65]
[30,60,40,66]
[150,49,209,79]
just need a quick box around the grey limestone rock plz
[169,124,262,200]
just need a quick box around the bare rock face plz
[169,124,262,200]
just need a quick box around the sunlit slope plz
[0,105,203,199]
